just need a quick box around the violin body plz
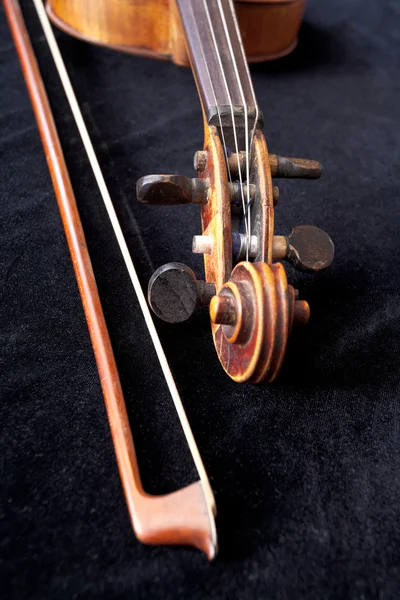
[46,0,306,65]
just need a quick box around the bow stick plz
[3,0,217,559]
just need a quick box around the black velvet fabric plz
[1,1,400,598]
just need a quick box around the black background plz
[1,1,400,598]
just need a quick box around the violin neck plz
[177,0,261,151]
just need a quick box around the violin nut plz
[194,151,207,173]
[210,294,237,326]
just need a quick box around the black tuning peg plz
[137,174,209,206]
[148,262,215,323]
[273,225,334,273]
[269,155,322,179]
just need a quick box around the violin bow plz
[2,0,217,559]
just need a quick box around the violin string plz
[202,0,249,248]
[228,0,260,255]
[32,0,216,515]
[216,0,251,261]
[189,1,233,185]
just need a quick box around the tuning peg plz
[137,174,209,205]
[273,225,334,273]
[228,182,256,208]
[148,262,215,323]
[269,155,322,179]
[226,150,321,180]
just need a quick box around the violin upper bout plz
[46,0,175,60]
[46,0,305,65]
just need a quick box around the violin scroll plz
[139,122,334,383]
[210,261,306,383]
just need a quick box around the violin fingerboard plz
[176,0,259,150]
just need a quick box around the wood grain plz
[211,261,294,383]
[44,0,315,385]
[3,0,216,559]
[46,0,306,65]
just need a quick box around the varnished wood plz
[3,0,216,559]
[199,122,232,293]
[46,0,306,65]
[177,0,258,131]
[44,0,332,385]
[249,130,274,263]
[269,155,323,179]
[273,226,335,273]
[210,261,295,383]
[197,122,299,382]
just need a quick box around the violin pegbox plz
[136,123,334,383]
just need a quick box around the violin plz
[3,0,334,559]
[45,0,334,383]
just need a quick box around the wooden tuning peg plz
[226,151,321,180]
[137,174,209,205]
[269,155,322,179]
[148,262,215,323]
[273,225,334,273]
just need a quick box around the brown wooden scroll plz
[3,0,217,559]
[197,123,297,383]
